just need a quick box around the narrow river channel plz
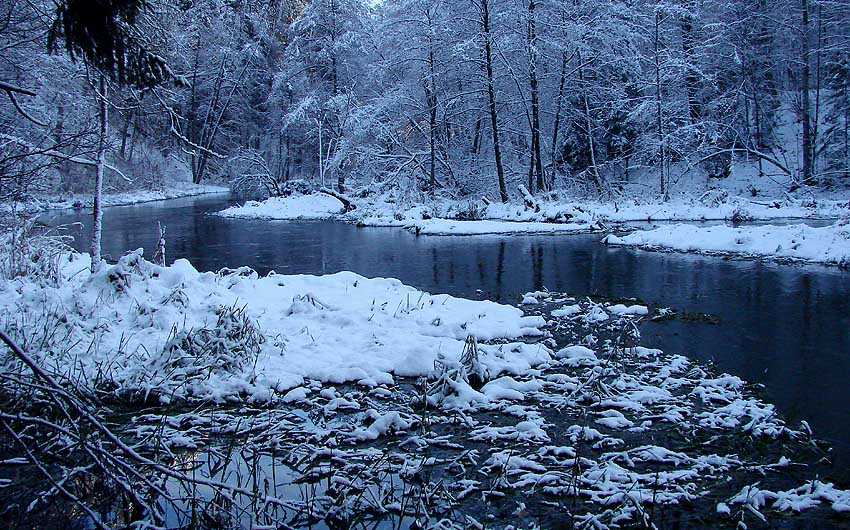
[41,193,850,482]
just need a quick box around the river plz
[41,193,850,482]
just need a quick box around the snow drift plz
[605,222,850,266]
[0,250,550,403]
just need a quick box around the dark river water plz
[42,194,850,482]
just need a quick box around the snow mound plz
[0,250,550,403]
[216,193,346,220]
[606,222,850,266]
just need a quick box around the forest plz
[2,0,850,206]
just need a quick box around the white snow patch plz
[408,219,595,236]
[606,222,850,266]
[555,345,599,367]
[217,193,346,220]
[551,304,582,317]
[608,304,649,316]
[0,250,550,402]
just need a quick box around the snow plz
[350,193,849,230]
[216,193,347,220]
[605,221,850,266]
[348,410,414,441]
[551,304,581,317]
[104,290,850,528]
[7,183,230,213]
[211,191,849,238]
[555,345,600,367]
[607,304,649,316]
[726,481,850,516]
[282,387,310,402]
[0,249,550,402]
[595,409,634,429]
[405,219,597,236]
[481,375,544,401]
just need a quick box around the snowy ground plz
[113,291,849,529]
[2,250,849,528]
[3,182,229,214]
[353,193,849,227]
[605,221,850,267]
[215,191,849,238]
[402,218,606,236]
[216,193,346,220]
[0,250,547,403]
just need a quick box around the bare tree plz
[477,0,508,202]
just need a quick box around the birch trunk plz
[91,75,108,272]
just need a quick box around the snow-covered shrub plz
[124,303,264,402]
[451,200,486,221]
[107,142,173,193]
[0,214,72,284]
[427,336,490,409]
[102,248,152,292]
[698,188,730,207]
[615,315,641,353]
[729,204,753,223]
[229,144,316,198]
[802,195,819,209]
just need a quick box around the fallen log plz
[319,187,357,212]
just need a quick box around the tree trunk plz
[330,0,339,97]
[754,91,764,176]
[550,50,569,190]
[481,0,507,202]
[471,116,482,155]
[654,12,667,199]
[188,37,201,183]
[578,50,602,195]
[425,32,438,189]
[527,0,544,192]
[128,111,139,162]
[318,119,325,188]
[277,130,285,184]
[844,82,849,178]
[285,136,292,181]
[91,75,108,272]
[55,101,73,192]
[680,5,701,123]
[120,107,133,160]
[811,2,823,179]
[801,0,813,185]
[427,80,437,188]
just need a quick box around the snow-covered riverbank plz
[216,193,345,220]
[605,222,850,267]
[214,191,849,236]
[4,183,230,214]
[118,289,850,528]
[358,193,849,226]
[4,247,850,528]
[0,250,547,403]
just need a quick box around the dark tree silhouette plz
[48,0,171,88]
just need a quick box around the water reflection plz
[43,195,850,480]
